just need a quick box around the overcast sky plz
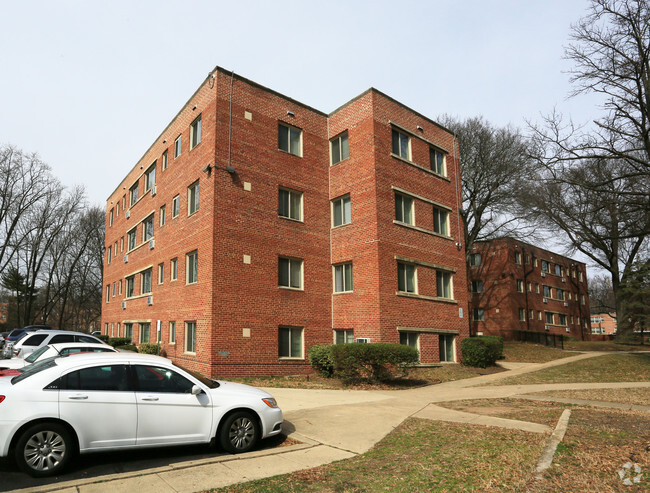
[1,0,597,209]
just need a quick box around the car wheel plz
[219,411,259,453]
[15,423,73,477]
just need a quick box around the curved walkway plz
[8,351,650,493]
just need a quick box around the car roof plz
[31,330,97,335]
[49,351,169,369]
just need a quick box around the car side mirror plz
[191,385,203,395]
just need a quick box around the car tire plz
[14,422,73,477]
[219,411,259,454]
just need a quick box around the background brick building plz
[469,238,591,340]
[101,67,469,377]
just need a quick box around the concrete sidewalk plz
[7,351,650,493]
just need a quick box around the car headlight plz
[262,397,278,408]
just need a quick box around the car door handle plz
[68,394,88,400]
[142,396,159,401]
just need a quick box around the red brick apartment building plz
[101,67,469,377]
[590,313,617,335]
[468,238,591,340]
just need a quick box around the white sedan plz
[0,343,117,370]
[0,352,283,477]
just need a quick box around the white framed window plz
[106,285,110,303]
[439,334,455,362]
[527,282,532,292]
[519,308,526,321]
[469,253,481,266]
[143,214,154,242]
[397,262,416,293]
[112,282,116,297]
[156,322,162,343]
[400,332,419,354]
[126,276,135,298]
[279,257,302,289]
[160,205,166,226]
[186,250,198,284]
[334,329,354,344]
[332,194,351,227]
[392,128,410,160]
[127,227,137,251]
[116,202,120,216]
[170,258,178,281]
[169,321,176,345]
[330,131,349,165]
[190,114,202,149]
[334,263,353,293]
[279,326,303,358]
[140,322,150,343]
[544,285,552,298]
[185,321,197,353]
[471,280,483,293]
[515,251,522,265]
[517,279,524,292]
[120,236,124,252]
[172,195,179,218]
[557,289,565,301]
[559,313,567,325]
[118,280,122,295]
[433,207,449,236]
[158,263,164,284]
[529,309,534,320]
[538,311,543,321]
[278,188,302,221]
[436,271,452,299]
[129,182,139,206]
[473,308,485,321]
[278,122,302,156]
[141,268,152,294]
[124,323,133,341]
[430,147,446,176]
[188,181,199,215]
[395,193,413,225]
[545,312,555,324]
[145,162,156,192]
[174,135,182,158]
[109,209,114,226]
[108,246,112,264]
[555,264,562,276]
[162,150,168,170]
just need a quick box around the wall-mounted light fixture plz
[417,125,423,131]
[287,110,295,117]
[203,163,236,177]
[192,105,197,111]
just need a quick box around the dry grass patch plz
[564,339,648,352]
[228,364,505,390]
[532,387,650,407]
[213,418,544,492]
[490,353,650,386]
[502,342,575,363]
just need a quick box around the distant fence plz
[513,330,564,349]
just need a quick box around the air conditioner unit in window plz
[125,210,130,219]
[121,301,126,309]
[564,302,568,307]
[562,278,566,283]
[543,298,548,304]
[147,296,153,306]
[545,325,550,331]
[123,255,128,263]
[565,327,570,332]
[148,239,155,249]
[356,338,370,343]
[151,185,157,197]
[541,272,546,277]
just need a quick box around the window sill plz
[393,221,453,240]
[279,286,304,292]
[279,357,304,361]
[396,292,458,304]
[333,290,353,295]
[390,153,451,181]
[278,148,302,158]
[124,293,151,301]
[279,216,304,223]
[186,281,198,286]
[332,222,352,230]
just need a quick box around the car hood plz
[212,380,274,398]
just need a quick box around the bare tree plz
[439,116,536,256]
[527,0,650,342]
[588,274,617,313]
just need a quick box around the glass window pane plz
[345,264,353,291]
[335,265,343,292]
[406,265,415,292]
[278,124,288,152]
[400,133,409,159]
[392,129,399,155]
[341,134,349,160]
[290,328,302,357]
[289,128,300,155]
[279,328,289,357]
[279,258,289,286]
[290,260,301,288]
[398,263,405,291]
[290,192,301,220]
[279,189,289,217]
[343,197,351,224]
[331,138,340,164]
[333,199,342,226]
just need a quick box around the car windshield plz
[173,362,220,389]
[11,357,58,385]
[24,345,50,364]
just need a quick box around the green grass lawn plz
[490,353,650,386]
[213,418,545,493]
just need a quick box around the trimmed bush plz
[115,344,138,352]
[138,343,161,355]
[308,344,335,377]
[108,337,133,348]
[95,334,110,343]
[461,336,504,368]
[331,343,419,383]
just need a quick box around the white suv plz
[10,330,106,359]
